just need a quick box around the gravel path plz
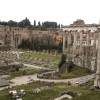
[0,63,95,91]
[24,63,49,69]
[9,73,94,86]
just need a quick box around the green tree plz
[42,21,57,28]
[0,21,8,26]
[38,21,41,27]
[22,70,27,75]
[18,39,32,49]
[58,54,66,71]
[18,17,31,28]
[15,67,19,71]
[8,20,18,27]
[33,20,36,27]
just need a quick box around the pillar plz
[73,31,77,62]
[86,30,91,69]
[63,31,66,54]
[67,31,72,55]
[94,29,100,88]
[92,32,97,71]
[86,30,90,57]
[80,31,83,56]
[93,32,96,57]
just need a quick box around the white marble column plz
[86,30,91,57]
[73,31,77,55]
[86,30,91,69]
[67,32,71,55]
[93,32,96,57]
[91,32,97,71]
[73,31,77,62]
[94,29,100,88]
[63,31,66,54]
[80,31,83,56]
[68,32,71,45]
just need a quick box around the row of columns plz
[63,29,100,87]
[63,30,97,57]
[63,30,97,69]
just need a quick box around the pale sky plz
[0,0,100,25]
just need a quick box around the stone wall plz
[0,25,62,48]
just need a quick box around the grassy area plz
[40,65,93,79]
[74,91,100,100]
[60,66,93,79]
[0,82,44,100]
[8,68,43,79]
[1,82,99,100]
[20,52,61,61]
[19,51,61,69]
[52,84,90,95]
[0,82,94,100]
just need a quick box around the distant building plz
[0,25,62,48]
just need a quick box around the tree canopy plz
[0,18,61,30]
[42,21,57,28]
[18,17,31,28]
[58,54,66,70]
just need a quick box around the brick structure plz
[0,25,62,48]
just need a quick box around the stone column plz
[92,32,97,71]
[86,30,91,69]
[73,31,77,62]
[80,30,86,67]
[63,31,66,54]
[94,29,100,88]
[93,32,96,57]
[80,31,83,56]
[86,30,91,57]
[67,31,72,55]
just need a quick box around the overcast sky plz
[0,0,100,25]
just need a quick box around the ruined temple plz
[61,19,100,71]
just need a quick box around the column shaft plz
[63,32,66,54]
[93,33,96,57]
[67,33,71,54]
[96,32,100,73]
[80,32,83,56]
[73,32,77,55]
[94,30,100,87]
[86,32,90,57]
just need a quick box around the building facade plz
[0,25,62,48]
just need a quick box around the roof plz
[0,78,9,87]
[61,24,100,28]
[61,19,100,28]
